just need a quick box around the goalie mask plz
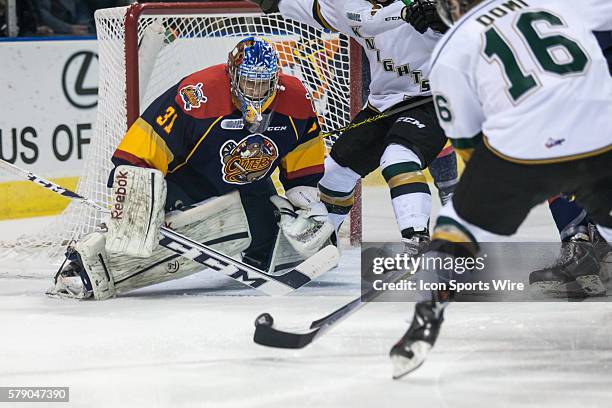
[436,0,480,26]
[228,37,280,130]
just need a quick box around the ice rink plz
[1,186,611,408]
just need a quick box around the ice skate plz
[529,232,606,296]
[390,300,446,379]
[402,231,431,258]
[46,249,93,300]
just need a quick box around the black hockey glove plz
[250,0,280,14]
[401,0,448,34]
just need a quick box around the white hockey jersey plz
[430,0,612,163]
[278,0,442,112]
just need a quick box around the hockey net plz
[0,1,362,276]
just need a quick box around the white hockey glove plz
[105,165,167,258]
[270,186,335,258]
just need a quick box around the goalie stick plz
[0,159,339,296]
[253,266,412,348]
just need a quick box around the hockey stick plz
[254,266,412,348]
[0,159,339,296]
[320,96,432,139]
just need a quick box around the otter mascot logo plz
[220,134,279,184]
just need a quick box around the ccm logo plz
[267,126,287,131]
[112,171,128,219]
[396,117,426,129]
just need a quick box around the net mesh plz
[0,4,356,276]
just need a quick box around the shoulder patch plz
[179,83,207,111]
[175,64,235,118]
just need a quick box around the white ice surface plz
[1,187,611,408]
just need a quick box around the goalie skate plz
[46,248,94,300]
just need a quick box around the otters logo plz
[220,134,279,185]
[179,82,207,111]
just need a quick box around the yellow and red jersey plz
[112,64,325,202]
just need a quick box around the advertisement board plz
[0,39,98,218]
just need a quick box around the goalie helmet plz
[436,0,480,26]
[228,37,280,127]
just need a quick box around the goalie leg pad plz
[75,233,116,300]
[51,191,251,299]
[111,191,251,293]
[267,229,305,276]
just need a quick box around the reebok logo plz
[397,117,426,128]
[112,171,128,219]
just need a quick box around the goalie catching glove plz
[270,186,335,258]
[401,0,449,34]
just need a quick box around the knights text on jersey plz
[112,64,325,202]
[430,0,612,163]
[279,0,443,112]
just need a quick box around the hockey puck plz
[255,313,274,327]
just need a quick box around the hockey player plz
[529,196,611,295]
[391,0,612,379]
[251,0,459,253]
[48,37,335,300]
[529,32,612,294]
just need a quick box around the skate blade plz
[45,285,93,300]
[575,275,607,296]
[529,281,602,299]
[390,341,431,380]
[529,281,570,294]
[45,290,92,300]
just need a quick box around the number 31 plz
[156,106,178,134]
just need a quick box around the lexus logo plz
[62,51,98,109]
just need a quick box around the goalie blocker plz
[49,166,336,300]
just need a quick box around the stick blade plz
[293,245,339,279]
[254,318,319,349]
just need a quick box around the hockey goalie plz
[48,37,336,300]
